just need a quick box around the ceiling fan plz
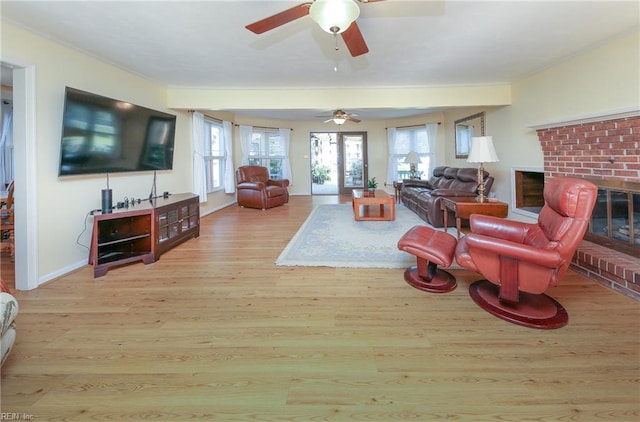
[245,0,385,57]
[321,110,361,125]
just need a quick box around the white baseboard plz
[39,259,87,287]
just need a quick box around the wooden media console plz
[88,193,199,277]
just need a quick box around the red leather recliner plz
[455,177,597,329]
[236,166,290,210]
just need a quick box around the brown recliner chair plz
[455,177,597,329]
[236,166,290,210]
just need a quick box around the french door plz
[310,131,368,195]
[337,132,367,194]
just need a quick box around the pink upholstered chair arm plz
[237,181,265,190]
[465,233,563,269]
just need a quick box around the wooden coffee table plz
[352,189,395,221]
[441,196,508,238]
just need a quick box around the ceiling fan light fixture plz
[310,0,360,34]
[333,117,347,125]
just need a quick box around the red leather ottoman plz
[397,225,458,293]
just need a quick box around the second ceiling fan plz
[322,110,361,124]
[245,0,385,57]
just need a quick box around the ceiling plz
[2,0,638,121]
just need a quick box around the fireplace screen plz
[586,180,640,258]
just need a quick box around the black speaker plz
[101,189,113,214]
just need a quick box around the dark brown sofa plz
[236,165,290,210]
[400,166,494,227]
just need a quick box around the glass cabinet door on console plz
[180,202,199,231]
[180,204,189,231]
[154,194,200,259]
[188,202,198,229]
[157,208,180,243]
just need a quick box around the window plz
[203,118,225,192]
[390,126,435,181]
[249,129,285,179]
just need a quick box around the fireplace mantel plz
[528,107,640,131]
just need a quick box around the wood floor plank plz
[1,195,639,420]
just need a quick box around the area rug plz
[275,203,460,269]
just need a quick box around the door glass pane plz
[343,135,364,188]
[310,133,338,195]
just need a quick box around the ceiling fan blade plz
[346,116,361,123]
[324,118,334,123]
[341,21,369,57]
[246,3,312,34]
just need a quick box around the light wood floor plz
[1,195,639,421]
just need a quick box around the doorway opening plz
[310,131,368,195]
[0,63,15,285]
[310,133,338,195]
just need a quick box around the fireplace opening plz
[511,168,545,217]
[585,179,640,258]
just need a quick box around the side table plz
[441,197,509,238]
[392,181,403,203]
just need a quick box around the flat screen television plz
[58,87,176,176]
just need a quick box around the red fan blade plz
[341,21,369,57]
[245,3,312,34]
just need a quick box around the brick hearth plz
[572,240,640,300]
[534,112,640,301]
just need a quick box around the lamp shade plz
[310,0,360,34]
[467,136,499,163]
[404,151,422,164]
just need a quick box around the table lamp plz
[467,136,499,202]
[404,151,422,179]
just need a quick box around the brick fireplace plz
[534,111,640,300]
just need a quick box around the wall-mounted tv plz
[58,87,176,176]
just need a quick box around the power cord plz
[76,210,98,250]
